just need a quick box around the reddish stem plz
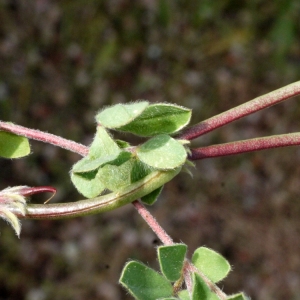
[189,133,300,160]
[0,121,88,156]
[132,200,173,246]
[19,186,57,197]
[179,81,300,140]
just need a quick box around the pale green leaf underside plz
[192,247,231,283]
[158,244,187,282]
[119,261,173,300]
[97,159,133,191]
[119,103,192,137]
[72,154,119,173]
[88,125,120,158]
[0,132,30,158]
[71,171,105,198]
[96,101,149,128]
[137,134,187,169]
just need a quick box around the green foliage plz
[118,103,192,137]
[192,247,231,283]
[137,135,187,170]
[120,243,240,300]
[191,273,219,300]
[158,244,187,282]
[96,101,149,129]
[119,261,173,300]
[0,132,30,159]
[141,186,163,205]
[71,102,190,198]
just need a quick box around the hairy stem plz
[132,200,173,245]
[179,81,300,140]
[15,169,180,219]
[189,132,300,160]
[0,121,88,156]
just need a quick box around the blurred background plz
[1,0,300,299]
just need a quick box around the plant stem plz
[132,200,173,245]
[14,169,180,219]
[178,80,300,140]
[132,201,228,299]
[189,132,300,160]
[0,121,88,156]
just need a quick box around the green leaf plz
[130,160,163,205]
[137,134,187,170]
[97,159,133,191]
[72,154,119,173]
[88,126,120,158]
[119,103,191,137]
[141,186,163,205]
[119,261,173,300]
[192,247,231,283]
[0,132,30,158]
[227,293,250,300]
[115,139,131,148]
[71,170,105,198]
[178,290,190,300]
[158,244,187,282]
[96,101,149,128]
[130,159,153,182]
[192,273,219,300]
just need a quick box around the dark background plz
[1,1,300,299]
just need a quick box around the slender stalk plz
[132,200,173,245]
[179,81,300,140]
[14,169,180,219]
[0,121,88,156]
[189,132,300,160]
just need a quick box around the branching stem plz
[0,121,88,156]
[190,132,300,160]
[179,80,300,140]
